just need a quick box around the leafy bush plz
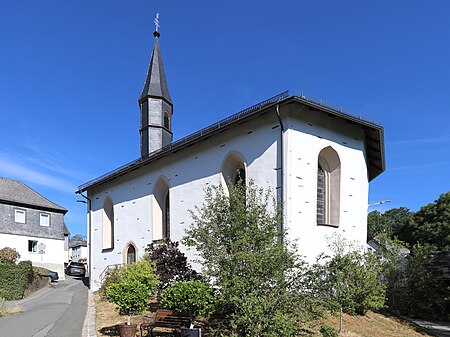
[0,260,33,300]
[385,243,450,320]
[184,182,306,336]
[160,280,215,320]
[145,239,198,291]
[312,237,386,316]
[99,265,122,295]
[116,260,159,293]
[0,247,20,264]
[320,324,338,337]
[103,260,159,325]
[105,280,149,324]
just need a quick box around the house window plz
[28,240,38,253]
[15,208,26,223]
[40,213,50,227]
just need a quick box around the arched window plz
[163,110,170,129]
[126,244,136,264]
[221,152,247,189]
[152,178,170,241]
[102,197,114,250]
[316,147,341,226]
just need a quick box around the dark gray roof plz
[77,91,385,192]
[69,240,87,248]
[63,223,70,236]
[139,31,172,105]
[0,177,67,213]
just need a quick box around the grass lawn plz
[94,292,434,337]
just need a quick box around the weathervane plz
[154,13,160,33]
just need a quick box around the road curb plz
[82,290,97,337]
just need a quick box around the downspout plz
[275,104,285,241]
[76,191,92,288]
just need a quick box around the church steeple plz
[139,13,173,158]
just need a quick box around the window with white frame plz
[28,240,38,252]
[40,212,50,227]
[14,208,26,223]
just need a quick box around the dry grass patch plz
[94,292,160,336]
[323,311,434,337]
[0,305,23,318]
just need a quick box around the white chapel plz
[77,23,385,291]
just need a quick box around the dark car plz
[65,262,86,277]
[48,270,59,282]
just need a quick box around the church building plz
[77,21,385,291]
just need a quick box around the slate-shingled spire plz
[139,13,173,158]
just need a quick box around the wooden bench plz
[140,309,192,337]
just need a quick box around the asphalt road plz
[2,276,88,337]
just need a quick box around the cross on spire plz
[154,13,160,36]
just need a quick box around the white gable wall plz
[285,117,368,262]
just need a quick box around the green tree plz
[0,247,20,264]
[367,210,390,241]
[410,192,450,250]
[183,182,305,337]
[70,234,86,241]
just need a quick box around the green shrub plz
[105,280,149,325]
[0,247,20,264]
[160,280,215,320]
[116,260,159,294]
[320,323,339,337]
[99,265,122,296]
[0,260,33,300]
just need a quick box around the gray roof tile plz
[0,177,67,213]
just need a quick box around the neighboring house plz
[63,223,70,268]
[0,177,67,279]
[77,26,385,291]
[69,240,88,263]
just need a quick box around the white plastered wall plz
[0,233,65,280]
[284,118,369,262]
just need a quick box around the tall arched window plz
[102,197,114,250]
[316,147,341,226]
[152,178,170,241]
[126,244,136,264]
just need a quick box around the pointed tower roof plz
[139,18,172,105]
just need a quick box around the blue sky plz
[1,1,449,236]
